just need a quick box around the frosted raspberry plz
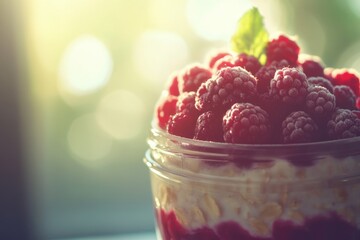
[223,103,271,144]
[330,68,360,96]
[327,109,360,139]
[305,85,336,119]
[176,92,198,114]
[269,67,309,106]
[166,73,180,96]
[206,50,231,69]
[255,60,290,93]
[195,67,257,112]
[156,95,177,129]
[308,76,334,93]
[353,110,360,118]
[213,53,261,75]
[298,55,324,77]
[282,111,319,143]
[194,111,224,142]
[233,53,261,75]
[334,85,356,109]
[266,35,300,66]
[167,112,197,138]
[178,64,212,93]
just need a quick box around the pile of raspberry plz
[156,35,360,144]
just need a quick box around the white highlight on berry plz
[133,30,188,85]
[59,35,113,95]
[67,114,113,167]
[96,90,145,140]
[186,0,252,41]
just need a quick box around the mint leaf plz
[231,7,268,64]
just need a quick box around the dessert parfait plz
[144,8,360,240]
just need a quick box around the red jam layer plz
[157,209,360,240]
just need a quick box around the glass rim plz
[149,121,360,153]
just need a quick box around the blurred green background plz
[8,0,360,239]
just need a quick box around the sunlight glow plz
[186,0,252,41]
[67,114,113,167]
[96,90,145,140]
[133,30,188,85]
[59,35,113,95]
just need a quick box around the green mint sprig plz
[231,7,268,64]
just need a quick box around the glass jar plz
[144,125,360,240]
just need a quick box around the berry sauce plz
[157,209,360,240]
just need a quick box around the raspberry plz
[269,67,309,106]
[282,111,319,143]
[331,68,360,96]
[195,67,257,112]
[308,76,334,93]
[357,97,360,110]
[167,111,197,138]
[166,73,180,96]
[233,53,261,75]
[334,85,356,109]
[176,92,198,114]
[255,65,276,93]
[156,95,177,129]
[305,85,336,119]
[194,111,224,142]
[323,67,336,85]
[206,50,231,69]
[213,53,261,75]
[353,109,360,118]
[298,55,324,78]
[255,60,290,94]
[178,64,212,93]
[327,108,360,139]
[212,55,234,72]
[266,35,300,66]
[223,103,271,144]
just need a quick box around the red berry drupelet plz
[178,64,212,93]
[305,85,336,119]
[330,69,360,96]
[269,67,309,106]
[167,111,197,138]
[298,55,324,78]
[156,95,178,129]
[357,97,360,110]
[223,103,271,144]
[266,35,300,67]
[195,67,257,112]
[282,111,319,144]
[334,85,356,110]
[206,50,232,69]
[327,108,360,139]
[167,73,180,96]
[194,111,224,142]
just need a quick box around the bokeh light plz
[347,0,360,17]
[67,114,113,167]
[96,90,145,140]
[133,30,188,85]
[59,35,113,95]
[186,0,252,41]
